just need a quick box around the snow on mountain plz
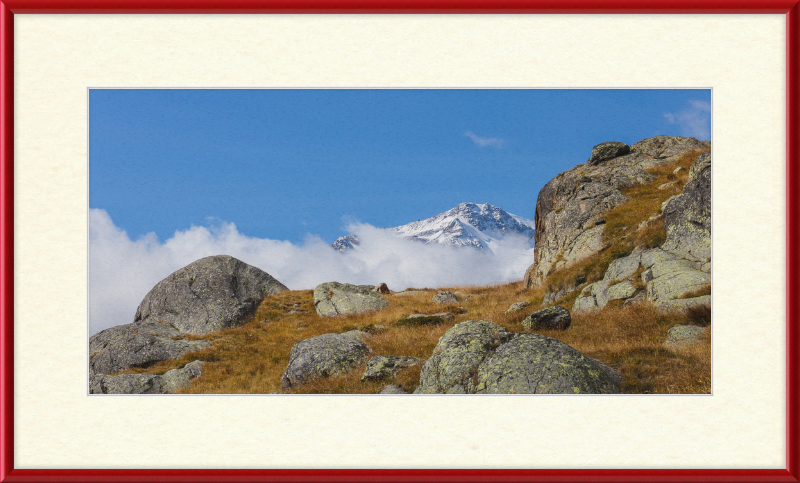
[331,202,535,253]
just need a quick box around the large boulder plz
[522,305,571,331]
[662,152,711,264]
[134,255,288,335]
[89,321,211,377]
[415,320,620,394]
[90,360,205,394]
[523,136,709,288]
[313,282,390,317]
[280,333,371,389]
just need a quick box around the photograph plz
[88,88,713,395]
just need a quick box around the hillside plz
[89,135,712,395]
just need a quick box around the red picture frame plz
[1,3,798,482]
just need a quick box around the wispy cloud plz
[89,209,534,336]
[664,100,711,140]
[465,131,506,148]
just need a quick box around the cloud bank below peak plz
[89,209,534,336]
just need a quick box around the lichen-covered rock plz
[662,152,711,263]
[476,334,620,394]
[506,301,532,313]
[432,291,460,304]
[606,281,636,301]
[523,136,709,288]
[646,259,710,301]
[313,282,390,317]
[341,329,372,341]
[587,142,630,165]
[280,333,371,389]
[89,322,210,377]
[90,360,205,394]
[664,325,706,348]
[373,283,391,294]
[416,320,514,394]
[134,255,288,335]
[361,356,422,381]
[416,320,620,394]
[523,305,571,331]
[656,295,711,312]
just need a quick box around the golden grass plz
[112,278,710,395]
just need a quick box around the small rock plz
[664,325,706,348]
[396,313,454,327]
[658,182,676,190]
[287,310,304,314]
[293,303,302,308]
[432,291,459,304]
[587,141,631,165]
[379,384,409,394]
[313,282,390,317]
[673,166,685,175]
[373,283,391,294]
[506,301,532,314]
[341,329,372,341]
[523,305,571,331]
[280,333,371,390]
[361,356,422,381]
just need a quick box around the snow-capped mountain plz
[331,202,535,253]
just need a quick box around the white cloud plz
[465,131,506,148]
[89,209,535,336]
[664,100,711,140]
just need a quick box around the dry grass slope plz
[116,280,710,394]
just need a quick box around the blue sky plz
[88,89,711,334]
[89,89,711,244]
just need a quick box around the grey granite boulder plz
[361,356,422,381]
[664,325,706,348]
[415,320,514,394]
[476,334,620,394]
[415,320,620,394]
[523,305,571,331]
[506,301,532,314]
[432,291,460,304]
[134,255,288,335]
[280,333,371,389]
[314,282,390,317]
[89,321,211,377]
[90,360,205,394]
[587,142,630,165]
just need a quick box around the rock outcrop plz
[313,282,390,317]
[280,333,371,389]
[662,152,711,267]
[573,247,710,312]
[415,320,619,394]
[90,360,205,394]
[523,136,710,288]
[134,255,288,335]
[89,321,211,377]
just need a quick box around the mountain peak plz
[332,202,535,253]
